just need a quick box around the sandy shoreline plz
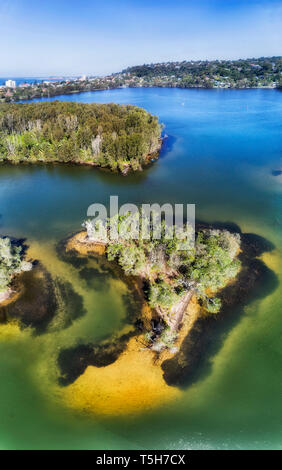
[1,142,162,176]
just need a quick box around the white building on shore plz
[5,79,16,88]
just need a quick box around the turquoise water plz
[0,88,282,449]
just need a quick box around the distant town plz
[1,56,282,102]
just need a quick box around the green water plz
[0,88,281,449]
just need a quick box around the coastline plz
[13,84,282,104]
[59,230,202,414]
[0,287,21,308]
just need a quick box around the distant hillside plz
[121,56,282,89]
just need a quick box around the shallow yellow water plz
[63,336,182,416]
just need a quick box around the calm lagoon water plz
[0,88,282,449]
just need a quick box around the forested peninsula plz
[66,212,242,352]
[0,102,162,174]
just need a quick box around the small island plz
[57,212,275,414]
[0,102,162,174]
[65,212,242,353]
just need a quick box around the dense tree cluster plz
[0,237,32,294]
[84,212,241,317]
[0,102,161,173]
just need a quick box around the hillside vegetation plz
[0,237,32,296]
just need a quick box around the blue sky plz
[1,0,282,76]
